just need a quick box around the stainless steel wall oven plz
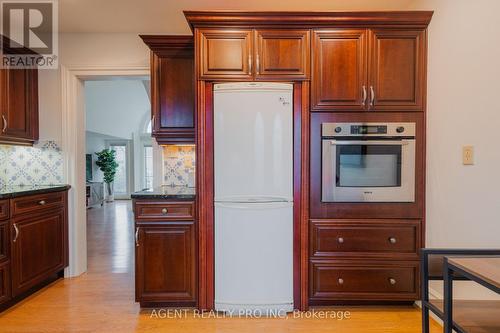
[322,122,416,203]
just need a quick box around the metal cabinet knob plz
[389,278,397,285]
[389,237,397,244]
[338,278,344,285]
[337,237,344,244]
[161,208,168,214]
[39,200,46,205]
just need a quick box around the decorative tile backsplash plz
[0,141,64,187]
[163,145,195,186]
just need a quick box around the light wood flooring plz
[0,201,442,333]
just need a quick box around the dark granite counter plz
[0,184,71,199]
[131,186,196,200]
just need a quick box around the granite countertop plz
[0,184,71,199]
[131,186,196,200]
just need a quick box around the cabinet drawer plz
[310,219,420,259]
[310,260,418,301]
[11,191,64,217]
[134,201,195,221]
[0,200,9,220]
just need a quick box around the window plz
[144,145,153,189]
[109,144,128,195]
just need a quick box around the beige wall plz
[408,0,500,299]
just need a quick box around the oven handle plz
[328,140,411,146]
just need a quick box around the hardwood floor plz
[0,201,442,332]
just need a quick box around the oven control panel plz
[323,122,416,138]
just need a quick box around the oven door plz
[322,139,416,202]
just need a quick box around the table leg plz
[443,258,453,333]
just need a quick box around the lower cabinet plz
[309,260,419,302]
[309,219,422,304]
[10,209,67,297]
[135,222,197,306]
[0,261,11,305]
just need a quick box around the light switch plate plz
[463,146,474,165]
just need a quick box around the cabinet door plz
[311,30,368,111]
[0,221,9,263]
[197,29,253,80]
[152,55,195,143]
[0,68,38,143]
[369,29,425,111]
[11,210,66,297]
[254,29,310,80]
[0,261,11,305]
[135,223,197,305]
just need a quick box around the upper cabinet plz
[369,29,425,111]
[311,28,425,112]
[141,36,195,144]
[0,68,39,145]
[311,29,367,111]
[196,28,310,81]
[197,29,253,80]
[254,29,310,80]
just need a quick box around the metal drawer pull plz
[135,228,140,247]
[161,208,168,214]
[370,86,375,107]
[248,55,252,75]
[38,200,46,205]
[389,278,397,285]
[13,224,19,242]
[337,237,344,244]
[362,85,367,106]
[389,237,397,244]
[338,278,344,285]
[2,115,7,133]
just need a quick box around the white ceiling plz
[59,0,417,34]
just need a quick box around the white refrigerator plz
[214,82,294,313]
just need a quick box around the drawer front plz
[310,220,420,259]
[134,201,195,221]
[0,200,9,220]
[310,260,418,301]
[11,191,65,217]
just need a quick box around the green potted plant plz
[95,148,119,202]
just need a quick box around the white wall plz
[409,0,500,299]
[37,33,150,143]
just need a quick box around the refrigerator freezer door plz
[215,201,294,313]
[214,83,293,202]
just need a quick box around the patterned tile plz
[163,145,195,186]
[0,141,64,187]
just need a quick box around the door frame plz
[107,139,134,199]
[61,65,149,277]
[196,81,309,310]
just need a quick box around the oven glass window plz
[336,145,402,187]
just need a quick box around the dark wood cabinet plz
[254,29,310,80]
[0,261,10,305]
[141,36,195,144]
[0,221,9,263]
[311,28,426,112]
[197,29,253,80]
[311,29,367,111]
[135,223,197,306]
[0,189,68,311]
[310,260,418,302]
[0,68,39,145]
[10,209,67,297]
[369,29,425,111]
[133,199,197,307]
